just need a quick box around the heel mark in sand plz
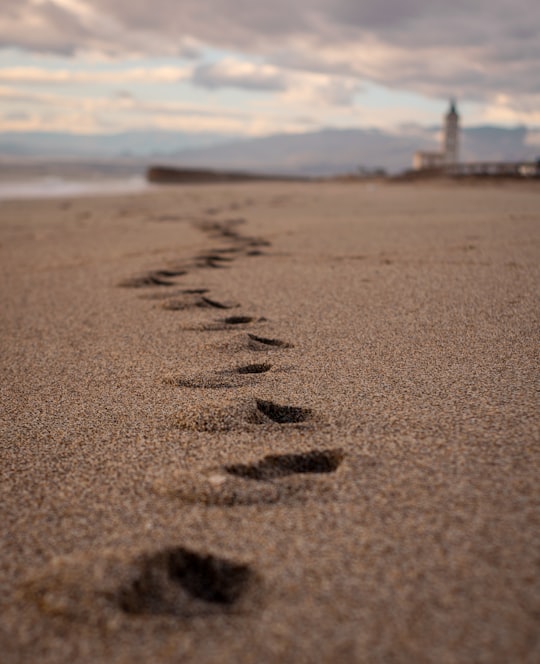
[119,547,254,616]
[248,333,292,348]
[256,399,311,424]
[225,448,344,481]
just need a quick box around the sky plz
[0,0,539,138]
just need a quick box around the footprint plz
[175,398,313,431]
[255,399,311,424]
[154,449,344,507]
[195,219,270,250]
[225,449,344,480]
[119,546,256,616]
[236,363,272,374]
[200,296,236,310]
[162,294,237,311]
[152,269,190,278]
[118,273,178,288]
[194,255,232,269]
[165,364,272,389]
[139,288,209,301]
[179,316,263,332]
[23,546,258,622]
[223,316,254,325]
[206,247,243,256]
[242,238,271,249]
[197,219,245,239]
[247,333,293,349]
[197,253,234,263]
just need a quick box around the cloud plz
[0,66,190,84]
[0,0,200,57]
[190,58,361,106]
[1,1,539,120]
[0,85,311,135]
[192,60,287,91]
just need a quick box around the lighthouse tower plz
[443,99,459,166]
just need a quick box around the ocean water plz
[0,175,151,201]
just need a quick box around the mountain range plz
[1,126,537,176]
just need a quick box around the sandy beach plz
[1,180,539,663]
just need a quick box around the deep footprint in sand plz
[119,546,256,616]
[175,398,313,431]
[154,449,345,507]
[236,363,272,375]
[225,449,344,480]
[23,545,258,622]
[255,399,311,424]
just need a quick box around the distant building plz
[443,100,459,165]
[411,100,539,177]
[413,100,460,171]
[412,151,444,171]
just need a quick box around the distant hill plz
[166,128,429,176]
[0,130,235,159]
[0,126,537,175]
[166,126,539,176]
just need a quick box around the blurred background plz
[0,0,539,195]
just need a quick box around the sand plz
[0,180,539,663]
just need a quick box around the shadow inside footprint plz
[224,316,254,325]
[195,256,232,269]
[163,295,236,311]
[118,273,177,288]
[236,363,272,374]
[256,399,311,424]
[152,269,189,278]
[248,333,292,348]
[225,449,344,481]
[119,547,254,616]
[200,296,236,310]
[198,253,234,263]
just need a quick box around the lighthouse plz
[443,100,459,166]
[412,99,461,171]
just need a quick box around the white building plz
[413,100,460,171]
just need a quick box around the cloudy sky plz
[0,0,539,137]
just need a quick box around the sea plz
[0,175,151,202]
